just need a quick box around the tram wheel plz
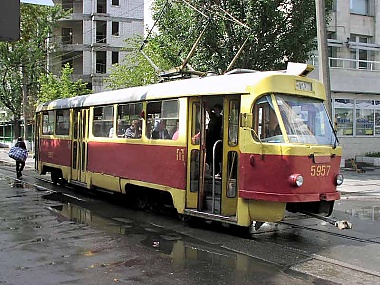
[136,192,148,210]
[51,170,62,185]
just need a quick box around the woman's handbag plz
[8,146,28,162]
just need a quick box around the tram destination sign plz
[295,80,313,92]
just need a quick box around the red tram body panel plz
[239,153,341,202]
[39,138,71,167]
[35,64,344,229]
[86,142,187,190]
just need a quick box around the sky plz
[21,0,54,5]
[21,0,154,28]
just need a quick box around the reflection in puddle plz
[345,206,379,221]
[43,192,276,275]
[11,181,25,189]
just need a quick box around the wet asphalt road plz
[0,172,323,285]
[0,151,379,285]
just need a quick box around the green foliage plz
[38,64,91,103]
[365,152,380,158]
[106,34,181,88]
[151,0,332,73]
[0,3,69,120]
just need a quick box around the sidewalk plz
[338,167,380,195]
[0,148,35,169]
[0,148,378,194]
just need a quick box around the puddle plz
[345,206,380,221]
[42,191,281,276]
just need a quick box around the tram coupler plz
[301,211,352,230]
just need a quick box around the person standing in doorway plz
[15,137,27,179]
[206,104,223,176]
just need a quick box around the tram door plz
[71,108,88,183]
[186,96,240,216]
[186,98,206,210]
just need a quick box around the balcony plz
[309,56,380,94]
[309,56,380,72]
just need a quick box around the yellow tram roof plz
[36,64,321,112]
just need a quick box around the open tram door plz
[186,96,240,220]
[71,108,89,184]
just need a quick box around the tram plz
[35,62,343,230]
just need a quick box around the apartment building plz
[309,0,380,160]
[49,0,144,93]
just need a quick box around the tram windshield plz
[254,94,337,146]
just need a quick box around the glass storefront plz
[334,99,380,136]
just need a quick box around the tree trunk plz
[22,65,28,144]
[13,118,21,141]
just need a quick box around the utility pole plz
[315,0,332,118]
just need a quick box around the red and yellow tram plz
[35,63,343,230]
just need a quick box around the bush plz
[365,151,380,157]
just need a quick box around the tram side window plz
[191,102,200,145]
[93,105,114,137]
[253,96,281,142]
[146,99,179,139]
[116,102,142,138]
[42,111,55,135]
[55,109,70,135]
[228,100,239,146]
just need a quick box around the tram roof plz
[36,70,290,112]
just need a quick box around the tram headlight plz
[288,174,304,187]
[335,174,344,186]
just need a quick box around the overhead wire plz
[45,0,252,75]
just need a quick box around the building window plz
[96,21,107,43]
[112,0,119,6]
[61,55,73,69]
[327,32,339,67]
[350,0,369,15]
[112,22,119,36]
[349,35,373,69]
[112,52,119,65]
[97,0,107,13]
[334,99,380,136]
[62,0,73,11]
[62,27,73,44]
[96,51,106,74]
[335,99,354,136]
[355,100,374,135]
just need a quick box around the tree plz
[0,3,68,139]
[106,34,181,89]
[38,63,91,103]
[150,0,332,73]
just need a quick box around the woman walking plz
[14,137,27,179]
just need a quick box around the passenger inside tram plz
[152,119,171,139]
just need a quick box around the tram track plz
[279,220,380,244]
[1,164,379,284]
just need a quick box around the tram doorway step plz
[205,196,220,214]
[184,209,237,224]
